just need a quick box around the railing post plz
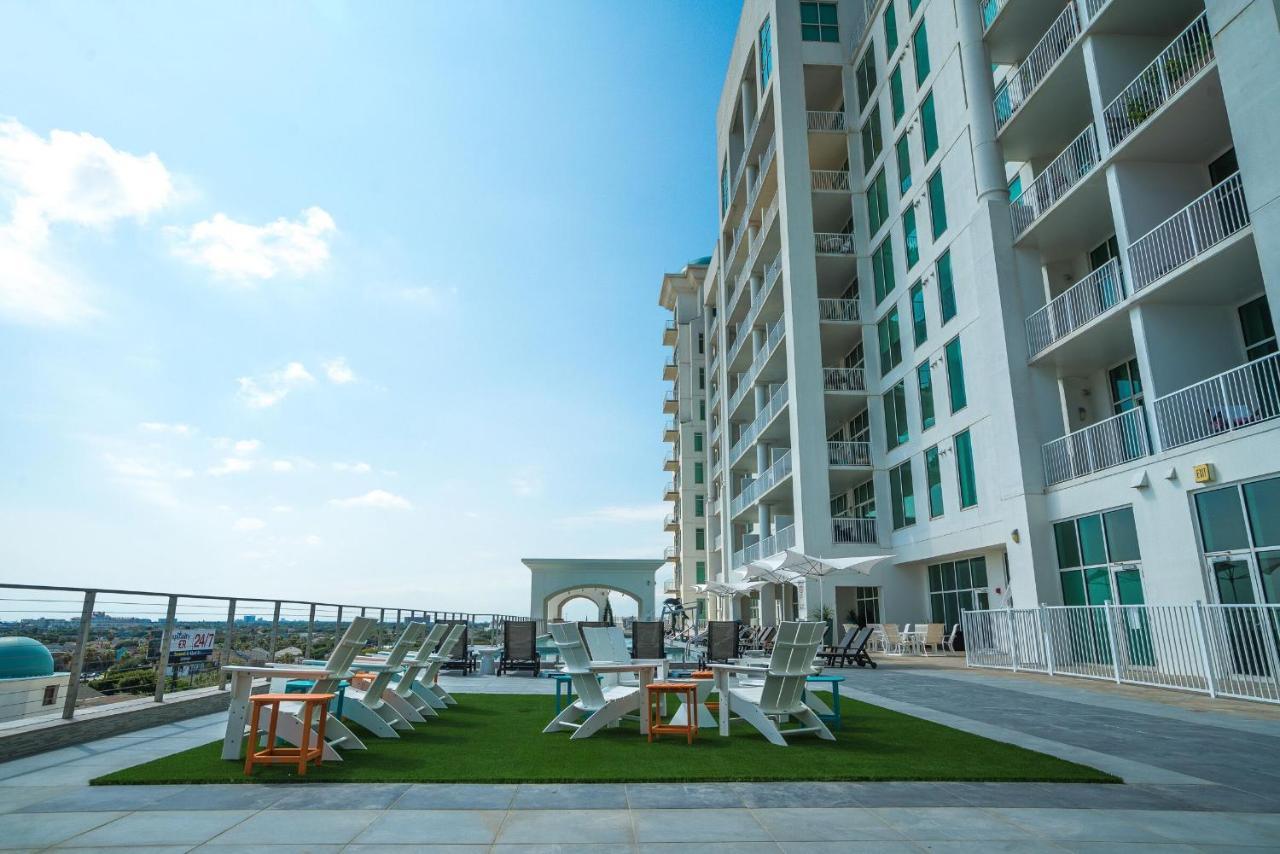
[1007,608,1019,672]
[336,605,344,632]
[62,590,96,720]
[305,603,316,659]
[1041,604,1055,677]
[268,600,281,659]
[220,598,237,690]
[1192,600,1217,698]
[1104,602,1123,683]
[153,595,178,703]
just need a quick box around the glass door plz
[1115,567,1153,666]
[1211,556,1271,677]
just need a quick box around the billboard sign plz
[166,628,217,664]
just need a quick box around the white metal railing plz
[663,388,678,405]
[832,516,877,544]
[709,383,721,409]
[993,3,1081,130]
[818,298,860,322]
[758,524,796,561]
[729,317,786,414]
[823,366,867,392]
[663,419,678,439]
[812,170,851,192]
[1153,352,1280,451]
[664,513,678,528]
[713,533,723,552]
[733,542,757,571]
[730,382,790,464]
[1042,406,1150,486]
[807,111,848,132]
[1025,258,1124,356]
[729,450,792,517]
[729,262,784,366]
[663,480,677,497]
[1079,0,1111,20]
[828,441,872,467]
[964,603,1280,705]
[710,420,721,445]
[1010,125,1100,234]
[663,546,678,561]
[980,0,1005,31]
[1127,172,1249,292]
[815,232,856,255]
[1103,13,1212,148]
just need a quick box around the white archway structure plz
[523,558,663,623]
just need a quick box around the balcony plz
[713,533,723,552]
[663,419,678,443]
[663,546,678,562]
[833,516,877,545]
[818,298,860,322]
[663,480,679,501]
[1010,124,1101,238]
[807,111,848,133]
[732,524,796,572]
[994,3,1081,133]
[1102,14,1212,150]
[663,318,678,347]
[662,388,678,414]
[815,232,855,255]
[828,441,872,468]
[710,419,722,446]
[811,170,851,192]
[1127,172,1250,294]
[663,354,677,381]
[728,256,783,368]
[729,450,792,518]
[663,578,679,594]
[1025,258,1125,358]
[730,382,789,465]
[709,382,721,410]
[664,513,679,531]
[823,367,867,393]
[663,450,678,472]
[1042,407,1151,487]
[1153,353,1280,451]
[728,317,786,416]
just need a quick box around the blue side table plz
[285,678,347,718]
[552,673,575,712]
[804,674,844,729]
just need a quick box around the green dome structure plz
[0,637,55,679]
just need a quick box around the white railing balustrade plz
[728,374,751,414]
[748,138,777,211]
[663,546,678,560]
[758,524,796,561]
[965,603,1280,705]
[729,450,792,517]
[980,0,1006,30]
[818,298,860,322]
[1010,125,1099,234]
[664,513,678,528]
[1154,353,1280,451]
[1079,0,1111,21]
[814,232,856,255]
[807,111,848,132]
[828,441,872,467]
[832,516,877,544]
[1042,406,1150,486]
[730,382,790,464]
[663,419,677,440]
[993,3,1081,130]
[811,170,852,192]
[1128,172,1249,292]
[713,533,723,552]
[823,366,867,392]
[763,253,782,288]
[663,480,677,498]
[1103,14,1211,148]
[1025,258,1124,356]
[728,318,785,414]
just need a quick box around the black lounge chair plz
[498,620,540,676]
[439,619,473,674]
[631,620,666,660]
[842,625,877,668]
[703,620,740,664]
[819,625,863,667]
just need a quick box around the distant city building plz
[0,637,70,723]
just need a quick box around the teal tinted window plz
[936,250,956,322]
[862,105,884,167]
[1103,507,1141,562]
[868,168,889,233]
[884,3,899,54]
[891,459,916,529]
[759,17,773,89]
[890,65,905,124]
[910,282,926,344]
[695,528,705,550]
[912,21,930,85]
[1060,570,1086,605]
[908,0,922,14]
[695,494,705,516]
[1077,514,1107,565]
[971,556,988,587]
[878,307,902,375]
[885,380,909,450]
[928,168,947,238]
[872,237,896,304]
[921,92,939,160]
[917,361,935,430]
[1054,520,1080,568]
[855,48,877,107]
[1196,486,1250,553]
[801,1,840,42]
[944,336,967,411]
[896,135,912,195]
[954,428,977,508]
[925,445,943,517]
[694,462,704,484]
[1239,296,1277,360]
[696,560,706,583]
[1086,567,1113,605]
[903,207,919,269]
[1244,478,1280,547]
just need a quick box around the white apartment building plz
[660,260,713,620]
[674,0,1280,630]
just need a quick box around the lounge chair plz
[846,626,877,668]
[703,620,740,665]
[880,623,904,655]
[631,620,666,661]
[403,623,466,710]
[343,621,428,737]
[389,622,448,716]
[543,622,644,740]
[818,625,863,667]
[920,623,946,655]
[498,620,541,676]
[438,619,473,674]
[943,623,961,654]
[712,621,835,746]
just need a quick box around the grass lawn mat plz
[93,692,1117,785]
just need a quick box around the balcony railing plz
[664,513,678,528]
[746,138,778,213]
[713,533,723,552]
[730,382,789,464]
[1042,406,1151,486]
[1010,125,1099,235]
[728,263,784,366]
[663,419,678,440]
[711,420,721,445]
[1154,353,1280,451]
[818,298,860,322]
[833,516,877,544]
[730,450,792,517]
[1128,172,1249,292]
[663,546,678,561]
[1025,258,1124,356]
[1103,13,1212,149]
[980,0,1005,31]
[994,3,1081,130]
[709,383,721,409]
[812,170,851,192]
[728,317,786,414]
[824,366,867,392]
[828,441,872,467]
[663,480,678,498]
[663,388,678,406]
[807,111,848,132]
[815,232,856,255]
[759,524,796,561]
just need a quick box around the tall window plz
[889,65,905,125]
[920,92,939,161]
[928,556,989,626]
[1108,358,1143,414]
[917,360,935,430]
[878,307,902,375]
[954,428,978,508]
[42,685,58,706]
[885,381,909,450]
[944,336,967,412]
[699,367,705,389]
[936,250,956,322]
[848,587,882,625]
[695,494,705,517]
[872,236,895,304]
[910,282,927,344]
[903,207,919,269]
[759,17,773,89]
[925,445,944,517]
[1054,506,1144,606]
[868,168,889,233]
[694,432,703,452]
[855,48,877,108]
[883,2,899,54]
[890,460,916,529]
[699,399,706,420]
[801,1,840,43]
[896,135,912,195]
[696,560,707,584]
[695,527,705,550]
[862,105,884,167]
[694,461,704,484]
[1195,477,1280,610]
[698,331,705,353]
[908,0,923,15]
[852,481,876,520]
[912,20,930,85]
[928,168,947,238]
[720,159,729,217]
[1240,296,1277,360]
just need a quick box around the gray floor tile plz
[141,784,286,811]
[497,809,634,844]
[639,844,780,853]
[0,786,78,814]
[266,782,410,810]
[777,843,922,854]
[15,785,190,813]
[511,783,628,810]
[625,783,747,810]
[63,809,255,847]
[875,807,1040,842]
[393,783,518,810]
[48,847,193,853]
[0,812,126,849]
[347,847,482,854]
[1138,809,1280,846]
[752,806,907,841]
[497,846,640,854]
[1139,783,1280,813]
[194,846,345,853]
[951,783,1179,811]
[733,781,866,808]
[992,808,1177,843]
[208,809,380,845]
[353,809,505,845]
[632,807,771,843]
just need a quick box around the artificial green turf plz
[92,692,1116,785]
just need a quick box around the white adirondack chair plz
[343,621,428,737]
[389,622,448,716]
[543,622,643,740]
[714,621,835,747]
[407,623,466,709]
[583,625,643,687]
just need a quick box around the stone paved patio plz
[0,662,1277,850]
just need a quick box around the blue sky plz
[0,1,739,618]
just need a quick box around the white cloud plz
[328,489,412,510]
[558,503,669,527]
[271,504,294,513]
[233,438,261,454]
[101,451,192,508]
[510,472,543,497]
[0,119,174,326]
[303,533,323,546]
[271,460,294,473]
[208,456,253,476]
[237,360,315,409]
[233,517,266,532]
[332,461,371,474]
[322,357,356,384]
[169,206,336,281]
[139,421,194,436]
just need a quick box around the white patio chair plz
[714,621,834,747]
[408,623,467,709]
[943,623,961,654]
[880,623,904,655]
[389,622,448,716]
[920,623,945,655]
[583,625,639,687]
[542,622,643,740]
[343,621,428,737]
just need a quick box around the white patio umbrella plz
[743,560,806,623]
[752,549,893,622]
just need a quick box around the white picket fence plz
[963,603,1280,704]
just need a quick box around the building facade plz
[666,0,1280,629]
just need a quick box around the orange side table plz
[244,692,334,777]
[646,682,698,744]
